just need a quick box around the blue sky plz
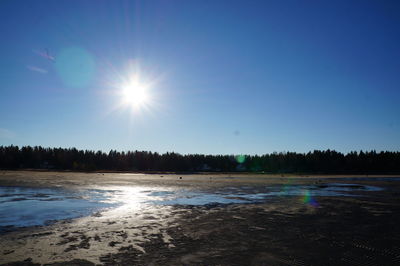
[0,0,399,155]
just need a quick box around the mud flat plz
[0,171,400,265]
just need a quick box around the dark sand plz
[1,171,400,266]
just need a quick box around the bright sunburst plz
[121,77,149,109]
[105,60,161,116]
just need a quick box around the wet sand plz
[1,171,400,265]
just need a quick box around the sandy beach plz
[1,171,400,265]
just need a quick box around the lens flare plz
[235,155,246,164]
[55,47,95,88]
[302,190,319,207]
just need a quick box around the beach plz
[1,171,399,265]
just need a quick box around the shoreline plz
[2,169,400,177]
[0,170,399,189]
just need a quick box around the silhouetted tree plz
[0,145,399,174]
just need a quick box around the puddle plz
[0,187,118,230]
[0,183,385,231]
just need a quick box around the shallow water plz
[151,183,383,205]
[0,182,384,230]
[0,187,118,229]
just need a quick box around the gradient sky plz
[0,0,399,155]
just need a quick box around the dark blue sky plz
[0,0,399,154]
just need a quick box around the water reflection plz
[0,187,118,229]
[0,183,384,230]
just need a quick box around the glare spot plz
[302,190,319,207]
[55,47,95,88]
[235,155,246,164]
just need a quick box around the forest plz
[0,145,399,174]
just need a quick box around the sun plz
[106,61,160,115]
[119,76,150,109]
[121,79,148,108]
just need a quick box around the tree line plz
[0,145,399,174]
